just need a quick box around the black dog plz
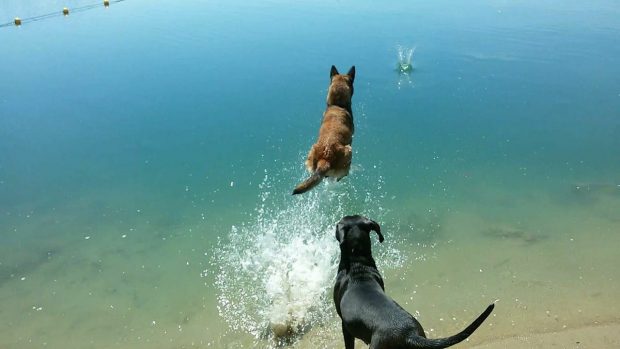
[333,215,495,349]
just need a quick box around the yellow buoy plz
[63,7,69,16]
[14,17,22,26]
[104,0,110,7]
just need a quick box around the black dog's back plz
[343,290,494,349]
[333,215,494,349]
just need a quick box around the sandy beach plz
[289,322,620,349]
[471,323,620,349]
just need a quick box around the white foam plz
[397,45,415,72]
[212,168,405,346]
[263,234,337,335]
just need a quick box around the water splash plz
[211,166,405,347]
[397,45,415,73]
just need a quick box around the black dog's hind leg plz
[341,321,355,349]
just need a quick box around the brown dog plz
[293,65,356,195]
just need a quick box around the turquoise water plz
[1,0,620,348]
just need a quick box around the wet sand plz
[289,322,620,349]
[471,323,620,348]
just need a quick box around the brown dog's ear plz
[363,217,383,243]
[347,66,355,83]
[330,65,339,79]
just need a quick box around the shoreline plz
[470,321,620,348]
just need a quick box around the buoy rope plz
[0,0,125,28]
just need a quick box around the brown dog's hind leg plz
[335,144,353,181]
[305,145,318,172]
[342,144,352,174]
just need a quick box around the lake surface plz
[1,0,619,348]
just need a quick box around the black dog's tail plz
[406,303,495,349]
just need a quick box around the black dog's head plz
[335,215,383,258]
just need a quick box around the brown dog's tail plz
[292,159,330,195]
[406,303,495,349]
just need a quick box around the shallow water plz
[1,0,620,348]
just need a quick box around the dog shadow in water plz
[259,267,330,347]
[261,324,313,348]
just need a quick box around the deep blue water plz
[1,1,619,348]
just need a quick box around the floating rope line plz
[0,0,125,28]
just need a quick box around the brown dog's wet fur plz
[293,65,356,195]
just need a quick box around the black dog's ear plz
[335,223,346,244]
[363,217,383,243]
[347,66,355,83]
[330,65,339,79]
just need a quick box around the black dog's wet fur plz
[333,215,495,349]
